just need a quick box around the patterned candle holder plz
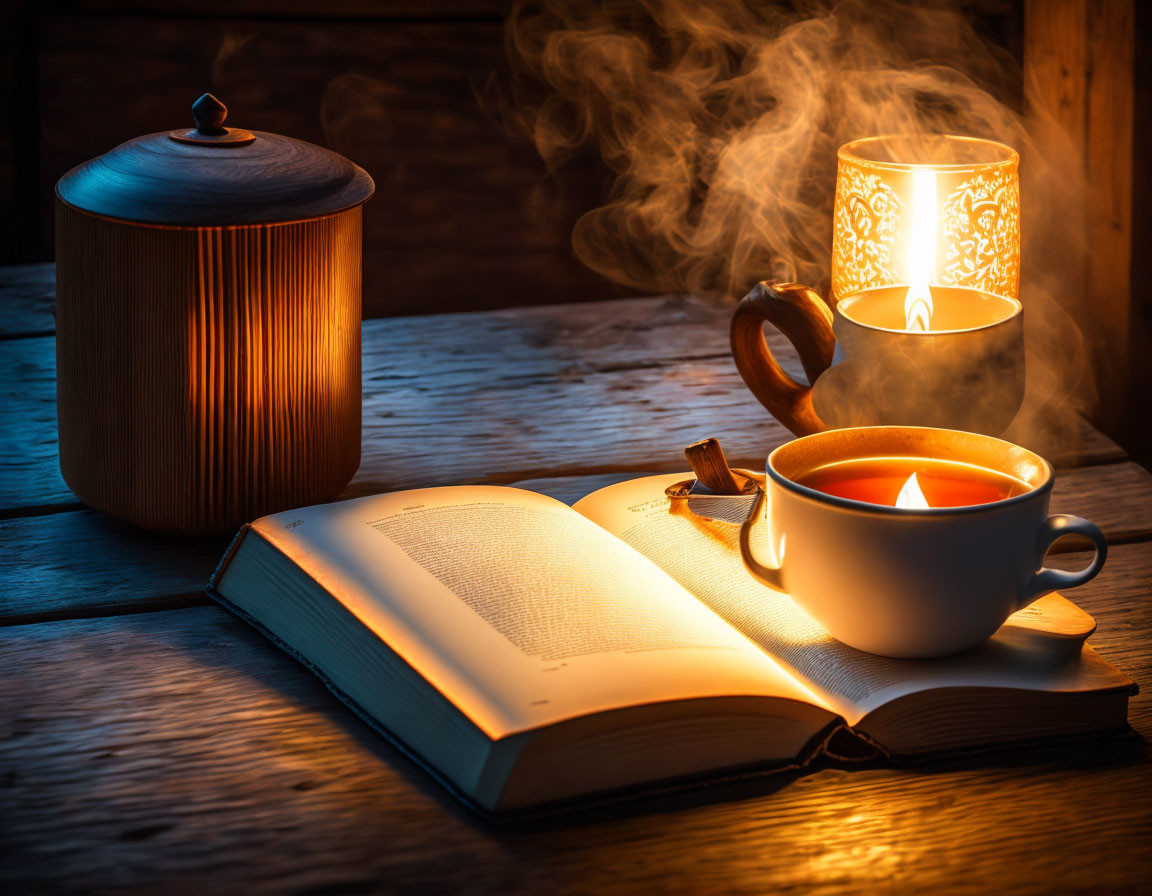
[731,134,1023,437]
[832,135,1020,301]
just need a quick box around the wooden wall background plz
[0,0,1039,318]
[0,0,1034,319]
[0,0,616,317]
[0,1,1146,461]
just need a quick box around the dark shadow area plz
[1123,2,1152,470]
[0,0,616,316]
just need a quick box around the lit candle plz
[903,168,937,331]
[832,135,1020,304]
[732,135,1024,438]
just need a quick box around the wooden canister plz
[55,94,374,535]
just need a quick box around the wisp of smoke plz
[211,30,254,87]
[502,0,1094,454]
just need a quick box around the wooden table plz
[2,262,1150,893]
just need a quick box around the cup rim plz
[836,285,1023,336]
[838,134,1020,173]
[766,426,1054,516]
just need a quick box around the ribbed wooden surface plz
[55,128,374,226]
[2,266,1151,891]
[54,205,362,534]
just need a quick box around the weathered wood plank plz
[1024,0,1135,433]
[0,337,71,512]
[50,0,510,16]
[1082,0,1135,433]
[0,510,224,624]
[1048,544,1152,681]
[0,263,55,338]
[0,293,1127,514]
[0,563,1148,894]
[2,460,1149,625]
[1048,461,1152,545]
[0,295,768,512]
[0,475,654,625]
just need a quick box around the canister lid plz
[56,94,374,226]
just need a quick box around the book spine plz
[207,523,252,589]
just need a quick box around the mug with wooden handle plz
[733,135,1025,437]
[730,280,1026,438]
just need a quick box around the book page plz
[253,487,827,741]
[574,474,1132,725]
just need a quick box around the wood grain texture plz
[0,473,655,625]
[0,263,56,337]
[56,121,373,226]
[0,577,1147,894]
[2,270,1151,891]
[1083,0,1135,430]
[730,282,835,437]
[1024,0,1135,431]
[55,206,362,534]
[0,336,71,512]
[2,460,1149,626]
[0,510,223,624]
[0,291,1129,515]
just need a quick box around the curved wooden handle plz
[730,281,836,436]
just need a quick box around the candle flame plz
[896,472,930,509]
[904,168,937,331]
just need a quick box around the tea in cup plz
[737,426,1105,658]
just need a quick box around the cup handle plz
[738,487,786,592]
[1021,515,1108,608]
[730,281,836,437]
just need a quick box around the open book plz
[209,474,1136,814]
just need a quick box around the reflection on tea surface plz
[793,456,1030,508]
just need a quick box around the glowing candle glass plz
[731,134,1024,437]
[832,135,1020,307]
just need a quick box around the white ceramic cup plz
[739,427,1107,658]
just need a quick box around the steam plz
[504,0,1095,455]
[211,31,253,87]
[321,74,400,161]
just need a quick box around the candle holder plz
[832,135,1019,301]
[731,135,1023,437]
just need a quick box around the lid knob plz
[170,93,255,147]
[192,93,228,135]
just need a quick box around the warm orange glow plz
[903,169,937,331]
[895,472,930,509]
[832,136,1020,305]
[795,457,1027,507]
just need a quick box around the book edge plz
[205,582,865,821]
[208,523,252,589]
[206,581,503,818]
